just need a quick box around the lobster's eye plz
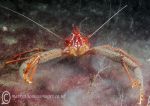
[65,40,71,46]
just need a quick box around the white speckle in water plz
[2,26,8,31]
[2,36,18,45]
[63,89,84,106]
[147,58,150,62]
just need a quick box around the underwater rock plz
[2,36,18,45]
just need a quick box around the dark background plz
[0,0,150,40]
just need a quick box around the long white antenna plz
[79,17,88,29]
[0,4,63,40]
[88,5,127,38]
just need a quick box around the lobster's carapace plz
[64,26,90,56]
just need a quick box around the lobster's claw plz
[138,91,144,105]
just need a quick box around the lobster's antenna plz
[88,5,127,38]
[0,5,63,40]
[79,17,88,29]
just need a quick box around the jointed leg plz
[134,67,144,105]
[122,60,133,82]
[5,48,45,65]
[5,56,31,64]
[116,50,144,105]
[23,55,40,83]
[120,60,144,104]
[12,48,45,59]
[19,48,63,83]
[29,65,38,82]
[121,59,141,88]
[91,45,144,104]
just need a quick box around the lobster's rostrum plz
[1,5,144,105]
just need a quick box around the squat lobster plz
[1,5,144,105]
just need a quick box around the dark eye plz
[65,40,69,44]
[65,40,70,46]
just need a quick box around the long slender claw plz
[23,73,27,82]
[92,45,144,105]
[122,60,134,83]
[22,56,40,84]
[26,79,33,84]
[23,73,33,84]
[121,58,144,105]
[23,69,30,83]
[12,48,45,59]
[138,91,144,105]
[29,65,37,83]
[5,57,31,64]
[5,48,45,65]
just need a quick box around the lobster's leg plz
[23,55,40,84]
[115,48,144,105]
[19,48,63,84]
[5,56,31,64]
[121,58,141,88]
[12,48,45,59]
[121,59,144,104]
[122,60,133,82]
[29,65,38,82]
[89,45,144,104]
[5,48,45,65]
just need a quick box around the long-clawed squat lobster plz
[0,5,144,104]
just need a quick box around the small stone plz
[2,36,18,45]
[2,26,8,31]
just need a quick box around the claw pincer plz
[19,49,62,83]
